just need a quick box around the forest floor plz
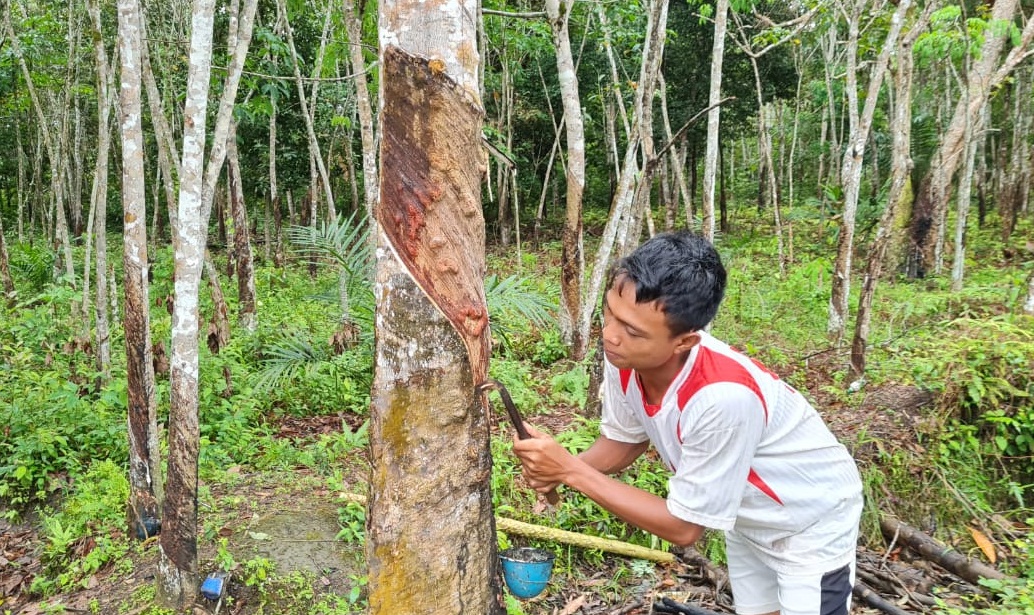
[0,355,991,615]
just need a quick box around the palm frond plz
[287,213,372,277]
[252,332,329,392]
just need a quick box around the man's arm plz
[513,425,704,547]
[578,434,650,474]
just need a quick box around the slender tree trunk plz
[117,0,163,554]
[278,0,336,220]
[576,0,668,348]
[547,0,587,358]
[267,101,277,262]
[342,0,379,221]
[88,0,116,376]
[138,3,180,236]
[0,215,13,302]
[227,131,257,331]
[1024,268,1034,315]
[828,0,911,343]
[702,0,728,241]
[158,0,217,606]
[850,5,932,379]
[369,1,501,611]
[908,0,1034,277]
[951,103,982,292]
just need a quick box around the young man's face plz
[601,276,697,373]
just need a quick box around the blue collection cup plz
[499,547,555,600]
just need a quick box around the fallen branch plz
[339,492,675,563]
[495,517,675,563]
[853,581,911,615]
[880,517,1008,584]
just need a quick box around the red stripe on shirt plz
[748,468,784,505]
[620,368,633,394]
[677,347,768,421]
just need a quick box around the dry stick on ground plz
[339,493,675,563]
[880,517,1009,584]
[853,581,912,615]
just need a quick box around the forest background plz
[2,0,1034,613]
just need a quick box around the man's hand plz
[511,423,573,495]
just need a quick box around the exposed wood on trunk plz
[117,0,163,550]
[368,2,498,600]
[879,517,1008,584]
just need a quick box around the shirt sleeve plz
[599,363,649,444]
[666,382,767,530]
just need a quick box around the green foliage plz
[907,317,1034,468]
[31,460,131,594]
[8,242,55,292]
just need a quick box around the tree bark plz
[369,1,500,606]
[342,0,379,221]
[907,0,1034,277]
[547,0,587,359]
[880,517,1007,584]
[87,0,116,377]
[117,0,163,557]
[158,0,217,606]
[701,0,728,241]
[227,130,257,331]
[849,2,933,380]
[828,0,911,343]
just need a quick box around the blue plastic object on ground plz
[200,571,228,601]
[500,547,554,600]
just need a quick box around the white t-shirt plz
[601,331,862,568]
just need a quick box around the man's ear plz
[674,331,701,354]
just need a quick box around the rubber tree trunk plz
[368,1,501,609]
[907,0,1034,277]
[701,0,728,241]
[827,0,911,343]
[342,0,379,220]
[88,0,115,377]
[849,3,933,380]
[547,0,587,359]
[117,0,163,544]
[157,0,217,607]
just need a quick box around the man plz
[512,231,863,615]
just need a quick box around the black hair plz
[607,231,727,334]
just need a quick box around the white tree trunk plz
[951,104,982,292]
[828,0,911,342]
[547,0,587,358]
[342,0,379,220]
[117,0,163,549]
[702,0,728,241]
[158,0,217,606]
